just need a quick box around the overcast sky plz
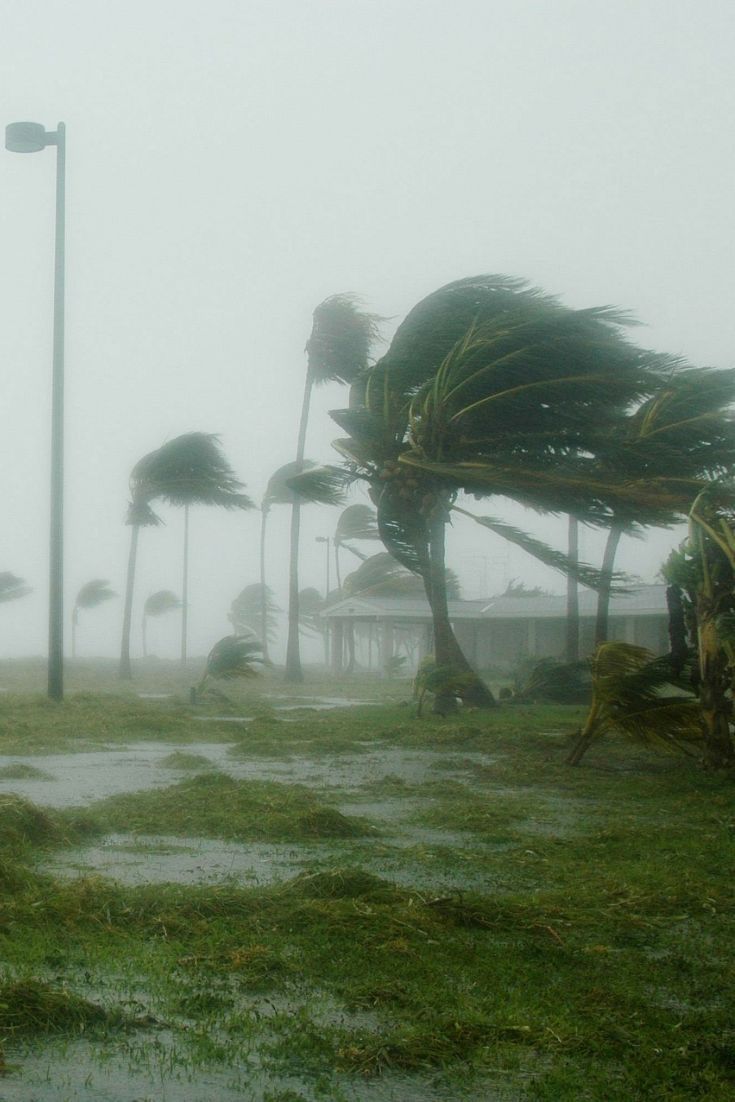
[1,0,733,661]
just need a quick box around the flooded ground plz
[1,676,723,1100]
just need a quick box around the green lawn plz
[0,669,732,1100]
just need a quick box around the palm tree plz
[332,275,698,712]
[0,573,32,604]
[193,634,263,701]
[260,460,347,664]
[285,295,382,682]
[142,589,181,658]
[589,366,735,646]
[229,583,279,658]
[333,503,380,590]
[120,433,253,679]
[119,498,162,680]
[72,579,116,659]
[662,486,735,768]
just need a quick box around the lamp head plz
[5,121,51,153]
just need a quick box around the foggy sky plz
[1,0,734,661]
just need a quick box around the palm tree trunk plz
[345,621,356,673]
[71,607,78,660]
[335,542,342,592]
[566,516,580,662]
[285,372,313,682]
[259,507,272,665]
[595,522,623,647]
[142,612,148,659]
[697,610,735,768]
[426,513,496,712]
[119,524,140,680]
[181,503,190,668]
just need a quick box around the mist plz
[1,0,733,663]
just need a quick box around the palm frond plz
[285,465,351,507]
[453,507,627,592]
[74,579,116,611]
[200,635,263,682]
[125,499,163,527]
[131,433,254,511]
[334,504,380,546]
[306,294,384,386]
[0,572,32,604]
[143,590,181,618]
[569,642,702,764]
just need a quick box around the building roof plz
[321,584,668,622]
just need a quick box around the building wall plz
[456,614,669,670]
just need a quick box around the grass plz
[0,667,733,1099]
[77,772,376,842]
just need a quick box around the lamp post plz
[6,121,66,701]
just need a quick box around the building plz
[321,584,669,672]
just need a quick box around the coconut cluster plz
[375,459,451,519]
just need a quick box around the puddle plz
[0,742,494,810]
[2,1031,509,1102]
[269,696,377,711]
[192,715,254,724]
[0,743,232,808]
[42,832,330,887]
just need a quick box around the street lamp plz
[6,121,67,701]
[315,536,330,598]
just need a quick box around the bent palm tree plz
[0,573,32,604]
[72,579,116,659]
[285,295,382,682]
[260,461,347,663]
[142,589,181,658]
[590,366,735,645]
[333,503,380,590]
[332,275,702,712]
[193,634,263,701]
[230,582,279,655]
[120,434,253,679]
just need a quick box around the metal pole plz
[325,536,330,599]
[48,122,66,701]
[181,502,190,667]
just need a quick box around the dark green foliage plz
[306,293,383,385]
[513,657,592,704]
[199,635,263,684]
[130,432,254,512]
[284,464,350,506]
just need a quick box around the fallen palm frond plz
[567,642,702,766]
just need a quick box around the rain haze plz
[1,0,734,662]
